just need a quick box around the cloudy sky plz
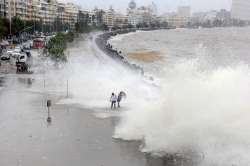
[59,0,232,14]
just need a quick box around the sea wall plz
[95,28,157,75]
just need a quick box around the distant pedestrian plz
[117,92,122,108]
[110,93,117,109]
[117,91,127,108]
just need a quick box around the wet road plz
[0,75,148,166]
[0,75,183,166]
[0,74,147,166]
[0,37,177,166]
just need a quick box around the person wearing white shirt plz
[110,93,117,109]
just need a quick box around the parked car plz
[11,52,22,59]
[14,46,22,53]
[0,53,10,61]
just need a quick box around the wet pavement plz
[0,36,194,166]
[0,74,186,166]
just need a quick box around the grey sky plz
[58,0,232,14]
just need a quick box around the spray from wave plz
[114,59,250,165]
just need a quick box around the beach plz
[127,51,163,63]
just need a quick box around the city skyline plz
[58,0,232,14]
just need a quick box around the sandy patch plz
[128,51,163,63]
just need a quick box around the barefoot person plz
[110,93,117,109]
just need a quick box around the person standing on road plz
[117,92,123,108]
[110,93,117,109]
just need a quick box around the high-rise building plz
[113,13,128,28]
[161,12,189,28]
[25,0,40,21]
[6,0,28,20]
[103,6,115,28]
[231,0,250,21]
[0,0,5,17]
[39,0,58,24]
[65,3,79,29]
[127,0,154,27]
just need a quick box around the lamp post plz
[8,0,12,36]
[3,0,6,17]
[41,6,46,33]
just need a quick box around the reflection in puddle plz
[0,76,5,87]
[145,153,202,166]
[17,77,34,88]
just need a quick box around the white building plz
[39,0,58,24]
[231,0,250,21]
[103,6,115,28]
[0,0,5,17]
[127,0,154,27]
[64,3,79,29]
[114,13,128,27]
[6,0,28,20]
[103,6,128,28]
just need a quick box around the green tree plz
[12,16,25,35]
[47,32,77,61]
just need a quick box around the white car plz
[0,53,10,61]
[11,52,22,59]
[13,47,22,53]
[6,50,14,55]
[16,53,28,63]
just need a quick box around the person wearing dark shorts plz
[110,93,117,109]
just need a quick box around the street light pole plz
[3,0,6,17]
[8,0,12,36]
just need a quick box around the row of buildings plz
[102,1,159,28]
[0,0,83,30]
[159,0,250,28]
[0,0,169,32]
[102,1,190,29]
[0,0,250,32]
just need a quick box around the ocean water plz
[108,27,250,165]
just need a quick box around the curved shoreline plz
[95,28,168,75]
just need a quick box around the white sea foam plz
[114,59,250,165]
[53,33,157,112]
[110,27,250,165]
[109,32,138,42]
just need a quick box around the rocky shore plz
[96,28,160,75]
[95,27,173,75]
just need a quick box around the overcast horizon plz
[58,0,232,14]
